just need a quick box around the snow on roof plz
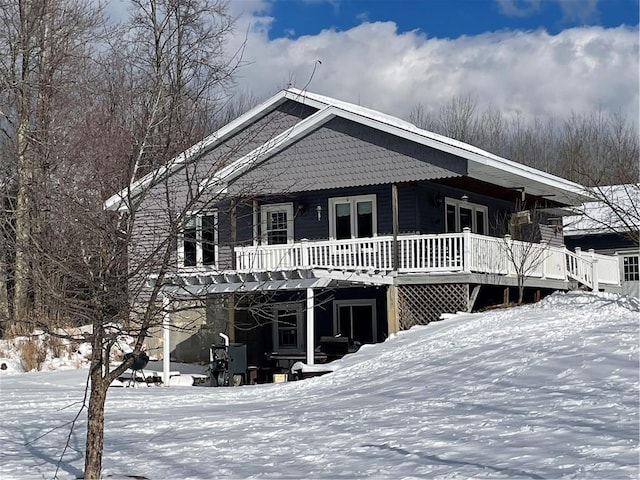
[106,88,591,211]
[563,184,640,236]
[104,90,293,211]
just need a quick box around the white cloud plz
[495,0,542,18]
[557,0,600,22]
[495,0,600,22]
[226,5,639,126]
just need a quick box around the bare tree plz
[407,97,638,187]
[72,2,243,477]
[497,203,556,305]
[0,0,104,331]
[567,184,640,244]
[1,0,250,478]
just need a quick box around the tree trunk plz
[12,120,32,330]
[518,279,525,305]
[84,378,107,479]
[84,320,108,480]
[0,225,9,325]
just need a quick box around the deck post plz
[386,285,400,334]
[231,199,237,269]
[306,287,315,365]
[462,227,471,271]
[589,249,599,291]
[162,295,171,387]
[301,238,309,267]
[392,184,399,271]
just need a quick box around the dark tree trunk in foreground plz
[84,378,107,479]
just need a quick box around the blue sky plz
[266,0,638,40]
[107,0,638,123]
[222,0,638,123]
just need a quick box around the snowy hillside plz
[1,291,638,479]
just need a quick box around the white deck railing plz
[234,230,620,288]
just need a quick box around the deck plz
[234,229,620,290]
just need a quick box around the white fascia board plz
[103,90,291,211]
[284,88,333,110]
[563,227,636,237]
[201,106,337,192]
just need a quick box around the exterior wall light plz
[316,205,322,221]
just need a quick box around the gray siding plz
[231,117,466,195]
[238,181,520,245]
[128,101,317,300]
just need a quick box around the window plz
[178,212,217,268]
[334,299,377,344]
[272,304,303,352]
[444,197,488,235]
[261,203,294,245]
[329,195,377,240]
[623,255,639,281]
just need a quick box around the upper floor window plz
[445,197,488,235]
[623,255,639,281]
[329,194,377,240]
[261,203,294,245]
[178,212,217,268]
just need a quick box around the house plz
[563,185,639,297]
[105,88,621,378]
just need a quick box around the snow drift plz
[1,291,638,479]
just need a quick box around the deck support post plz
[392,184,399,271]
[231,199,237,269]
[227,295,236,343]
[462,227,471,271]
[589,249,599,291]
[387,285,400,334]
[162,295,171,387]
[306,288,315,365]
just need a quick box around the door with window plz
[329,195,376,240]
[272,304,304,352]
[334,300,377,344]
[261,203,294,245]
[445,198,487,234]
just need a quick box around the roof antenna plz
[300,59,322,94]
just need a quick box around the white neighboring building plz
[564,184,639,297]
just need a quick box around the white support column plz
[306,287,315,365]
[462,227,471,272]
[162,295,171,387]
[589,249,599,291]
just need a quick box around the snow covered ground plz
[1,291,638,479]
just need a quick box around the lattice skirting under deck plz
[397,284,469,330]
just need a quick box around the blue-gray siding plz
[231,117,466,194]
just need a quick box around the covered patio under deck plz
[156,230,620,384]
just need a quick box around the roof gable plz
[106,87,593,210]
[104,92,316,211]
[230,116,465,194]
